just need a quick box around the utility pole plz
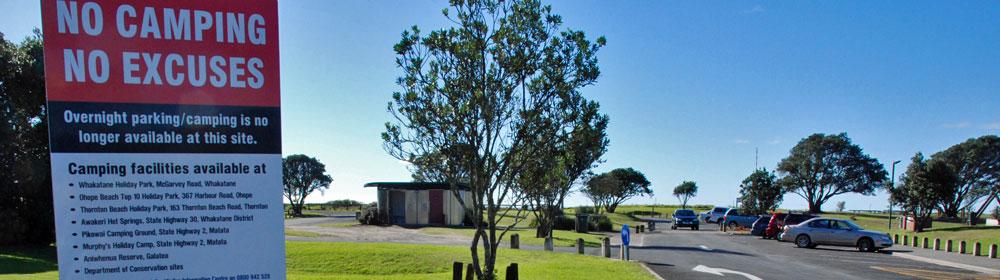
[754,147,759,170]
[888,160,901,231]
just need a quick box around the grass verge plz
[420,227,606,248]
[1,242,656,280]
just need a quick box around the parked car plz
[750,215,770,236]
[780,218,893,252]
[671,209,700,230]
[721,209,758,230]
[704,207,729,223]
[767,212,816,241]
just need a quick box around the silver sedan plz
[779,218,893,252]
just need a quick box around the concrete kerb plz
[639,262,666,280]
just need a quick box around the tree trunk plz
[606,204,618,213]
[808,203,822,214]
[535,222,550,238]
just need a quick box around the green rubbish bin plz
[576,214,590,233]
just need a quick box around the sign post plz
[621,224,630,260]
[42,0,284,279]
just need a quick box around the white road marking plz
[892,252,1000,276]
[691,265,761,280]
[698,245,713,251]
[692,265,763,280]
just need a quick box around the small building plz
[364,182,470,226]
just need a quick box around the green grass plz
[0,246,58,279]
[420,227,607,248]
[286,242,655,280]
[1,242,656,280]
[823,213,1000,255]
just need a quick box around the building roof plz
[364,182,470,191]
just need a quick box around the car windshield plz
[713,208,726,213]
[675,210,695,216]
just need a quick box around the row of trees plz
[732,133,998,229]
[892,136,999,231]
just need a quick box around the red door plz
[429,190,444,224]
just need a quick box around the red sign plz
[42,0,280,107]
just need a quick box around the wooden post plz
[453,262,463,280]
[960,240,967,254]
[510,234,519,249]
[465,263,475,280]
[601,237,611,258]
[922,237,929,249]
[912,235,919,247]
[903,235,909,246]
[946,240,954,252]
[934,238,941,250]
[974,242,983,256]
[544,237,553,251]
[990,244,997,259]
[893,234,899,244]
[577,238,585,254]
[505,263,518,280]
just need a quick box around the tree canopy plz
[929,135,999,219]
[381,0,606,278]
[739,169,784,215]
[673,181,698,209]
[582,168,652,213]
[282,154,333,217]
[777,133,887,213]
[0,30,52,245]
[891,153,958,232]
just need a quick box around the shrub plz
[576,206,596,214]
[358,206,384,225]
[992,206,999,220]
[629,210,659,216]
[588,215,613,232]
[553,215,576,231]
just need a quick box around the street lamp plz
[888,160,901,230]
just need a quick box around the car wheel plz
[795,235,812,248]
[857,238,875,252]
[671,226,676,230]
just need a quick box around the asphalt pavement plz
[628,223,994,280]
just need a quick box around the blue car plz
[672,209,700,230]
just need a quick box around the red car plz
[764,212,815,240]
[763,213,787,239]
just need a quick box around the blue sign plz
[621,224,630,246]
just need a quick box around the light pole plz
[888,160,901,231]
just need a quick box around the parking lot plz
[631,223,993,280]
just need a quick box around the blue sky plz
[4,1,998,211]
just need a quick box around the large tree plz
[282,154,333,217]
[777,133,888,213]
[0,30,53,245]
[930,135,999,221]
[891,153,958,232]
[673,181,698,209]
[582,173,618,215]
[521,101,608,238]
[582,168,652,213]
[381,0,605,278]
[739,169,784,215]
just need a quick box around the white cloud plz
[941,122,971,129]
[742,5,765,14]
[733,139,750,144]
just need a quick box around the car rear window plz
[675,210,695,216]
[713,207,726,213]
